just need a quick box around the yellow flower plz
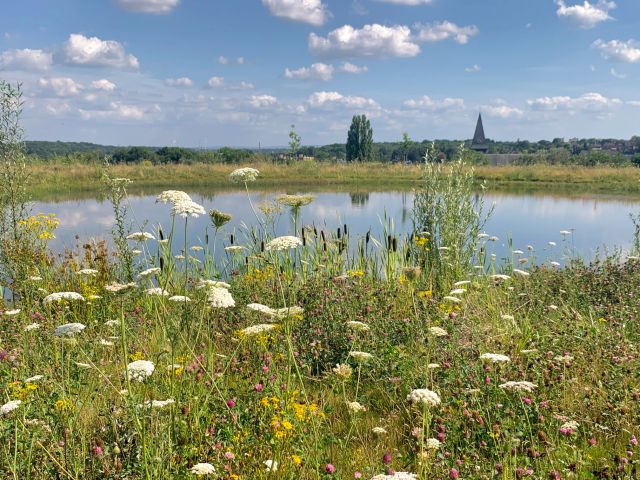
[417,290,432,299]
[129,351,144,361]
[54,398,74,412]
[291,454,302,466]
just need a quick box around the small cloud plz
[465,64,481,73]
[339,62,368,74]
[610,68,626,79]
[351,0,368,15]
[249,94,277,108]
[285,63,334,81]
[38,77,83,97]
[590,64,596,71]
[207,76,225,88]
[0,48,53,71]
[555,0,615,29]
[236,57,245,65]
[114,0,180,14]
[592,39,640,63]
[483,104,523,118]
[218,55,228,65]
[414,21,479,45]
[63,33,139,69]
[90,79,117,91]
[165,77,194,87]
[262,0,329,26]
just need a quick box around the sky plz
[1,0,639,147]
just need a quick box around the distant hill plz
[25,141,123,159]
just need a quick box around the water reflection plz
[32,189,640,262]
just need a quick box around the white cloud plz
[218,56,228,65]
[236,57,245,65]
[527,92,622,111]
[262,0,329,26]
[236,81,254,89]
[610,68,626,79]
[79,102,160,121]
[403,95,464,111]
[63,33,140,69]
[249,95,277,108]
[339,62,368,73]
[38,77,83,97]
[207,76,225,87]
[375,0,433,4]
[592,39,640,63]
[309,24,420,58]
[308,91,379,109]
[414,21,479,45]
[285,63,334,81]
[114,0,180,14]
[465,64,481,73]
[90,79,117,91]
[483,105,523,118]
[628,101,640,107]
[555,1,615,29]
[0,48,53,71]
[165,77,194,87]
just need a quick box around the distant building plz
[471,113,489,153]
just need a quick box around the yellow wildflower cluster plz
[413,234,430,251]
[347,269,364,278]
[8,381,38,400]
[18,213,59,241]
[129,351,145,361]
[244,267,272,284]
[260,392,324,440]
[54,398,75,413]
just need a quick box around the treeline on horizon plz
[24,136,640,167]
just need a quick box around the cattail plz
[159,256,164,272]
[343,224,348,236]
[205,230,209,244]
[323,240,327,252]
[159,227,164,241]
[392,237,398,252]
[366,231,370,244]
[230,234,234,245]
[406,248,411,261]
[337,227,341,239]
[321,230,326,242]
[260,240,265,253]
[313,226,318,236]
[302,230,306,246]
[245,256,248,265]
[387,235,392,250]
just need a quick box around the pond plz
[32,188,640,265]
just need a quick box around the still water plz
[33,189,640,263]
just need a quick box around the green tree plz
[346,114,373,162]
[401,132,412,162]
[288,124,301,158]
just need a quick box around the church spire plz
[471,113,488,153]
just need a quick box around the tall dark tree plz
[346,114,373,162]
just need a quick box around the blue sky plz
[1,0,639,147]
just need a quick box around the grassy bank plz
[26,162,640,198]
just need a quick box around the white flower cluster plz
[480,353,511,363]
[139,267,161,278]
[208,286,235,308]
[197,279,231,290]
[407,388,441,407]
[156,190,191,204]
[499,381,538,393]
[168,295,191,303]
[349,351,373,363]
[127,232,155,241]
[171,200,206,218]
[332,363,353,379]
[246,303,303,320]
[143,399,175,408]
[44,292,85,304]
[429,326,448,337]
[126,360,155,382]
[145,287,169,296]
[346,401,366,413]
[54,323,86,337]
[240,324,277,336]
[347,320,370,332]
[229,167,260,183]
[265,235,303,251]
[371,473,417,480]
[425,438,441,450]
[190,463,216,475]
[276,194,315,208]
[76,269,99,276]
[0,400,22,415]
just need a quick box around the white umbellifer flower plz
[520,349,538,354]
[554,354,574,363]
[174,255,185,260]
[372,426,387,434]
[407,388,441,407]
[478,233,489,239]
[104,319,119,327]
[190,463,216,475]
[272,306,304,319]
[276,194,315,208]
[438,246,450,252]
[197,279,232,290]
[247,303,276,316]
[225,245,245,253]
[76,268,99,276]
[127,231,155,241]
[490,274,511,281]
[489,236,499,241]
[264,459,278,472]
[75,362,92,368]
[24,323,41,331]
[139,267,161,278]
[347,401,366,413]
[168,295,191,303]
[332,363,353,378]
[425,438,441,450]
[240,324,277,336]
[44,292,85,304]
[4,308,20,316]
[560,230,572,235]
[548,304,559,310]
[207,287,235,308]
[449,288,466,295]
[513,268,530,277]
[501,314,515,321]
[105,282,137,293]
[513,249,524,255]
[428,363,440,369]
[30,275,43,281]
[548,241,557,246]
[480,353,511,363]
[499,381,538,393]
[131,249,142,255]
[100,339,114,346]
[145,287,170,296]
[453,280,471,287]
[265,236,303,251]
[550,261,561,267]
[54,323,86,337]
[349,351,373,363]
[171,200,206,218]
[0,400,22,415]
[126,360,155,382]
[443,296,461,303]
[156,190,191,204]
[561,420,579,430]
[143,399,175,408]
[371,473,417,480]
[190,245,204,252]
[429,326,448,337]
[347,321,370,332]
[25,375,44,383]
[230,167,260,183]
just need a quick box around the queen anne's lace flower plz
[499,381,538,393]
[370,473,417,480]
[168,295,191,303]
[276,194,315,208]
[145,287,170,296]
[229,167,260,183]
[372,426,387,435]
[24,323,41,331]
[208,287,235,308]
[126,360,155,382]
[333,363,353,378]
[143,399,175,408]
[54,323,86,337]
[25,375,44,383]
[347,320,370,332]
[265,236,303,251]
[224,245,245,253]
[480,353,511,363]
[171,200,206,218]
[513,268,530,277]
[429,326,448,337]
[76,269,99,276]
[139,267,161,278]
[197,279,232,290]
[127,232,155,241]
[349,351,373,362]
[0,400,22,415]
[425,438,441,450]
[240,324,277,337]
[3,309,20,316]
[44,292,85,303]
[190,463,216,475]
[156,190,191,204]
[105,282,137,293]
[346,401,366,413]
[407,388,441,407]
